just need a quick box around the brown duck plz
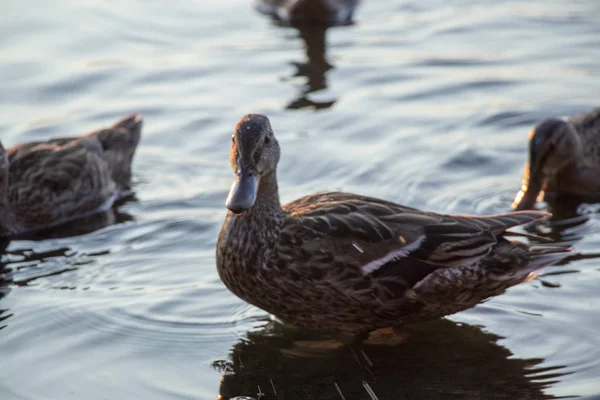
[513,107,600,210]
[217,114,571,336]
[0,114,142,236]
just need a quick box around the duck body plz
[0,115,142,236]
[255,0,359,25]
[217,114,571,335]
[514,107,600,210]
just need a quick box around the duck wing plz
[278,192,548,282]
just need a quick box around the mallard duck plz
[216,114,571,336]
[0,114,142,237]
[255,0,359,25]
[513,107,600,211]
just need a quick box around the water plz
[1,0,600,398]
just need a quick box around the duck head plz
[226,114,281,215]
[513,118,583,210]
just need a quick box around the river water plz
[1,0,600,399]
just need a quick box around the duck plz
[0,114,142,237]
[513,107,600,211]
[216,114,572,336]
[255,0,359,25]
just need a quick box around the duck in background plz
[0,114,142,237]
[255,0,360,26]
[216,114,572,338]
[513,107,600,211]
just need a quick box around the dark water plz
[1,0,600,399]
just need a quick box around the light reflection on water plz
[1,0,600,399]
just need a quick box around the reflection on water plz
[285,25,335,110]
[520,195,600,247]
[6,195,136,243]
[262,0,355,110]
[0,197,135,311]
[0,242,115,336]
[0,258,11,328]
[217,318,565,400]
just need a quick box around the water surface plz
[1,0,600,399]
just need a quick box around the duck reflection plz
[285,25,335,111]
[507,196,600,293]
[256,1,359,111]
[2,194,135,246]
[0,246,70,330]
[216,318,565,400]
[0,194,135,334]
[515,193,595,246]
[0,258,11,328]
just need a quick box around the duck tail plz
[112,114,143,149]
[112,114,143,134]
[90,114,143,151]
[91,114,143,189]
[528,245,573,270]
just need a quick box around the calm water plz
[1,0,600,399]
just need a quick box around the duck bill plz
[225,170,259,215]
[513,165,544,211]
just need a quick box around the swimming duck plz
[513,107,600,211]
[216,114,571,335]
[0,114,142,236]
[255,0,359,25]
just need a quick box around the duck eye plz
[264,136,271,145]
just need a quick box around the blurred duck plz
[255,0,359,25]
[0,115,142,236]
[513,107,600,211]
[216,114,571,336]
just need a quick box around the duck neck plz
[252,170,282,215]
[225,170,284,260]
